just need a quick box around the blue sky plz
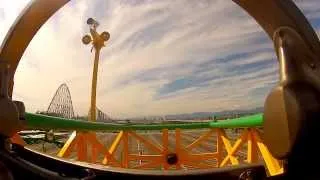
[1,0,320,118]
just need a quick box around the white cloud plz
[0,0,318,118]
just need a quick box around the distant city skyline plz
[1,1,320,118]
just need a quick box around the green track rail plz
[25,113,263,131]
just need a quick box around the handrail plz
[25,112,263,131]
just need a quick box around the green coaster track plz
[25,112,263,131]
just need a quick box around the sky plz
[1,0,320,118]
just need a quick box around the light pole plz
[82,18,110,122]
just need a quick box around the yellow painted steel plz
[217,129,240,166]
[108,131,124,154]
[220,131,247,167]
[253,130,284,176]
[58,131,77,157]
[86,23,109,122]
[89,48,100,122]
[102,131,123,164]
[96,140,120,166]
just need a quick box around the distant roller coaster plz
[96,107,112,122]
[47,83,74,119]
[47,83,111,121]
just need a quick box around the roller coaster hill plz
[1,0,320,179]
